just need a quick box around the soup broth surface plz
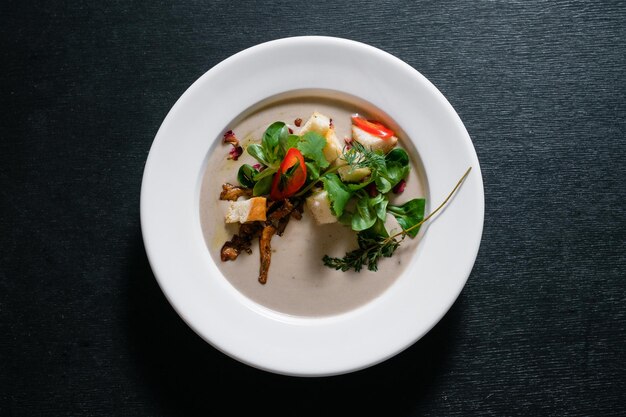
[199,94,425,317]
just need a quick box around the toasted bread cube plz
[300,112,343,164]
[352,125,398,154]
[305,189,337,225]
[322,128,344,163]
[225,197,267,223]
[299,111,331,136]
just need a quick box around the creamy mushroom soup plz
[199,92,426,317]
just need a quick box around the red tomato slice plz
[270,148,307,200]
[351,114,394,139]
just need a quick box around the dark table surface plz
[2,1,625,416]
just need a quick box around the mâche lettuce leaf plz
[237,164,257,188]
[280,134,301,154]
[262,121,289,163]
[252,174,273,196]
[247,143,271,167]
[350,194,389,231]
[387,198,426,238]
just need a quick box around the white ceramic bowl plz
[140,36,484,376]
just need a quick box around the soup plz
[199,93,426,317]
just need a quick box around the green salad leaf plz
[247,143,271,167]
[297,132,330,170]
[252,166,277,181]
[247,122,290,168]
[351,196,377,231]
[383,148,410,188]
[350,194,389,231]
[262,121,289,163]
[372,193,389,221]
[252,175,273,196]
[374,175,393,194]
[305,161,320,182]
[280,134,301,154]
[387,198,426,238]
[367,217,390,238]
[237,164,257,188]
[386,148,410,166]
[320,173,352,217]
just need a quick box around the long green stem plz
[385,166,472,243]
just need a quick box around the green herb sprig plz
[341,141,387,172]
[323,232,401,272]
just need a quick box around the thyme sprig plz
[323,167,473,272]
[323,233,401,272]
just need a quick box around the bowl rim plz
[140,35,484,376]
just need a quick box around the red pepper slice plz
[351,114,395,139]
[270,148,307,200]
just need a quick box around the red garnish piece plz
[223,130,238,146]
[228,146,243,160]
[223,130,243,160]
[392,179,406,194]
[366,182,378,197]
[344,137,353,150]
[294,118,302,127]
[351,114,394,139]
[270,148,307,200]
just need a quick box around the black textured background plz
[2,1,625,416]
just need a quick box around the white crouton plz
[300,112,343,164]
[323,128,344,163]
[299,111,331,136]
[305,189,337,225]
[352,125,398,154]
[225,197,267,223]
